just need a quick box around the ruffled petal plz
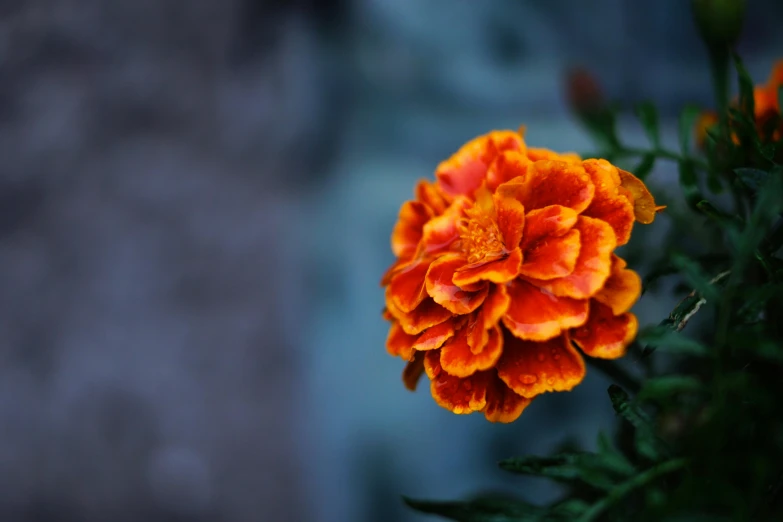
[436,131,525,198]
[388,259,431,313]
[593,255,642,315]
[486,148,532,191]
[391,201,433,258]
[464,283,512,352]
[417,196,472,256]
[526,148,582,164]
[520,205,579,249]
[617,169,659,224]
[582,159,636,246]
[571,301,638,359]
[518,229,581,280]
[440,325,503,378]
[386,322,416,360]
[452,248,522,287]
[402,351,425,391]
[380,257,407,287]
[502,279,589,341]
[497,160,595,214]
[482,375,533,423]
[386,292,454,335]
[413,319,456,351]
[494,194,526,249]
[425,254,489,314]
[415,179,448,215]
[424,351,490,414]
[497,333,586,399]
[523,216,616,299]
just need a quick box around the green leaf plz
[608,385,670,461]
[638,326,710,357]
[730,175,783,273]
[671,253,720,302]
[678,104,704,154]
[637,376,705,402]
[632,153,656,180]
[734,168,770,191]
[499,452,635,491]
[403,496,546,522]
[733,52,755,119]
[678,159,702,209]
[696,200,741,229]
[635,101,661,147]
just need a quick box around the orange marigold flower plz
[381,128,660,423]
[695,59,783,147]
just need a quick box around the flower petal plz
[486,148,532,191]
[582,159,636,246]
[425,254,489,314]
[518,229,581,280]
[391,201,433,258]
[417,196,472,256]
[526,148,582,164]
[571,301,638,359]
[436,131,525,198]
[482,375,533,423]
[520,205,579,249]
[465,283,512,353]
[386,322,416,360]
[388,259,431,313]
[386,292,454,335]
[452,248,522,287]
[424,351,490,414]
[415,179,448,214]
[524,215,616,299]
[617,169,659,224]
[440,325,503,378]
[498,160,595,214]
[402,351,425,391]
[413,319,456,351]
[497,333,586,399]
[494,194,526,249]
[593,255,642,315]
[502,279,589,341]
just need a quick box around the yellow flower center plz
[458,190,505,264]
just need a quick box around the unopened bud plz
[565,67,605,118]
[692,0,746,48]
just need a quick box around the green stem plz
[612,146,711,173]
[576,458,689,522]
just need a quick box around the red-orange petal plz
[388,259,431,313]
[593,255,642,315]
[386,322,416,360]
[486,148,533,191]
[482,375,533,423]
[571,301,638,359]
[391,201,433,258]
[386,292,454,335]
[496,333,586,399]
[380,257,407,287]
[415,179,448,215]
[502,279,589,341]
[424,351,490,414]
[518,228,581,280]
[582,159,635,246]
[526,148,582,164]
[440,325,503,378]
[520,205,579,250]
[497,159,595,214]
[417,196,472,256]
[413,319,457,351]
[618,169,658,225]
[524,216,616,299]
[465,283,512,353]
[494,194,526,249]
[402,351,425,391]
[452,248,523,287]
[425,254,489,314]
[435,131,525,198]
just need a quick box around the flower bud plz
[692,0,746,48]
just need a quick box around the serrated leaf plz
[678,159,702,209]
[608,385,670,461]
[637,376,705,402]
[678,104,704,154]
[403,496,546,522]
[499,452,635,491]
[638,326,710,357]
[635,101,660,147]
[632,153,656,180]
[734,168,770,191]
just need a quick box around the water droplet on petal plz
[519,374,538,384]
[547,377,556,385]
[462,380,473,391]
[433,365,442,377]
[537,353,546,362]
[553,353,561,360]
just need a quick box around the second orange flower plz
[382,128,661,423]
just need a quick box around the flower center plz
[458,206,505,264]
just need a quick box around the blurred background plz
[0,1,780,521]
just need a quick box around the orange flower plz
[695,59,783,147]
[382,128,660,423]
